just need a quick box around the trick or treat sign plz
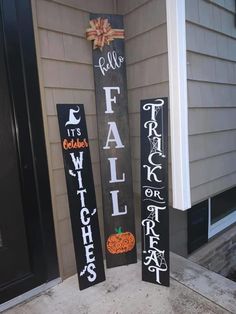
[57,104,105,290]
[140,98,169,287]
[86,14,137,268]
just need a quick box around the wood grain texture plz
[140,98,169,286]
[57,104,105,289]
[90,14,137,268]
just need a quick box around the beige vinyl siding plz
[32,0,115,279]
[32,0,170,276]
[186,0,236,205]
[117,0,169,244]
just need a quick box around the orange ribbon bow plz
[86,17,124,51]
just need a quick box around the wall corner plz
[166,0,191,211]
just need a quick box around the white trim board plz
[0,278,61,313]
[166,0,191,210]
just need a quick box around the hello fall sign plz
[86,14,137,268]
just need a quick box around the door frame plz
[0,0,59,304]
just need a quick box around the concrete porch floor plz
[2,253,236,314]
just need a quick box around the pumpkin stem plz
[115,227,123,234]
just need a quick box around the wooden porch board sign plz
[86,14,137,268]
[57,104,105,290]
[140,98,169,287]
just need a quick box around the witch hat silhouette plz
[65,106,81,126]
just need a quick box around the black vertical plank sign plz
[141,98,169,286]
[86,15,137,268]
[57,104,105,290]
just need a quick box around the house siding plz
[186,0,236,204]
[117,0,169,244]
[32,0,115,279]
[32,0,171,277]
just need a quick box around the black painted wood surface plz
[187,200,208,254]
[57,104,105,290]
[0,0,59,304]
[90,14,137,268]
[141,98,169,287]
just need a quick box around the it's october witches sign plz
[57,104,105,290]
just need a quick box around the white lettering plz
[103,87,120,113]
[76,170,83,189]
[141,219,159,237]
[94,51,124,76]
[150,236,159,249]
[87,263,97,282]
[85,244,95,263]
[80,207,90,225]
[143,101,164,121]
[143,164,162,182]
[70,152,83,170]
[108,157,125,183]
[144,249,163,267]
[147,205,166,223]
[110,190,127,216]
[81,225,93,245]
[77,189,87,208]
[144,121,160,137]
[103,122,125,149]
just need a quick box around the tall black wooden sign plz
[86,15,137,268]
[57,104,105,290]
[141,98,169,286]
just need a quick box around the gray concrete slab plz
[170,253,236,313]
[189,225,236,265]
[3,257,234,314]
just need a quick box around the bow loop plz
[86,17,124,51]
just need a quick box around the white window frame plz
[208,197,236,238]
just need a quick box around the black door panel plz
[0,0,58,304]
[0,1,31,288]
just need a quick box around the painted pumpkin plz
[107,227,135,254]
